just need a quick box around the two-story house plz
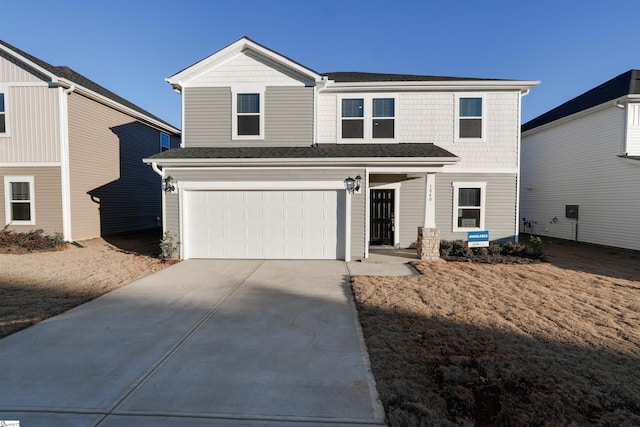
[0,40,180,241]
[145,37,538,261]
[521,70,640,250]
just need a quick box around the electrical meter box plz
[565,205,579,219]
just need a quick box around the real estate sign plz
[468,231,489,248]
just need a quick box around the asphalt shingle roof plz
[324,71,505,83]
[0,39,178,131]
[147,143,458,161]
[523,70,640,132]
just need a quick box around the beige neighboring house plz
[0,40,180,241]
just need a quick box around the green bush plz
[500,241,526,256]
[439,237,545,261]
[0,227,66,251]
[525,235,545,260]
[439,240,454,257]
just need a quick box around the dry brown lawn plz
[352,239,640,426]
[0,229,171,338]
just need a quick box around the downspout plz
[59,84,76,242]
[150,161,168,236]
[515,89,530,242]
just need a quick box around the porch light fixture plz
[345,175,362,194]
[163,175,176,193]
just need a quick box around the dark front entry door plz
[370,189,395,245]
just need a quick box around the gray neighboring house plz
[0,40,180,241]
[145,37,538,261]
[521,70,640,250]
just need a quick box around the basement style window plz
[456,96,484,141]
[453,182,486,231]
[237,93,261,136]
[4,176,35,225]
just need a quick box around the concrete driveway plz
[0,260,386,426]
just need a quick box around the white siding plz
[317,91,520,169]
[0,86,60,163]
[0,50,46,83]
[521,105,640,250]
[190,50,311,86]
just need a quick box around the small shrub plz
[501,241,526,256]
[440,240,454,257]
[159,231,180,260]
[450,240,473,258]
[0,226,66,252]
[525,235,545,260]
[488,242,502,256]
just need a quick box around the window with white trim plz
[339,95,396,141]
[452,182,486,231]
[0,91,7,136]
[4,176,35,225]
[455,95,484,141]
[232,89,264,139]
[160,132,170,152]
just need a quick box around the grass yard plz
[352,239,640,426]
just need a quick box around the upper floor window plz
[455,95,484,141]
[340,96,396,141]
[452,182,486,232]
[160,132,170,152]
[4,176,35,225]
[233,92,264,139]
[0,92,7,135]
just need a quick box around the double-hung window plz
[160,132,170,152]
[0,91,7,135]
[340,96,396,141]
[455,95,484,141]
[4,176,35,225]
[235,93,261,138]
[341,98,364,138]
[453,182,486,231]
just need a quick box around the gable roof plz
[167,36,322,90]
[0,39,179,133]
[523,70,640,132]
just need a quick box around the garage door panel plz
[187,190,341,259]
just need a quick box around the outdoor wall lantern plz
[163,175,176,193]
[345,175,362,194]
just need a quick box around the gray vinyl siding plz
[182,86,313,148]
[0,166,63,235]
[264,87,313,146]
[397,173,518,247]
[436,173,518,242]
[164,167,365,260]
[68,92,177,239]
[183,87,231,147]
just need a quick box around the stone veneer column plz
[417,227,440,261]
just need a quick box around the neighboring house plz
[144,37,538,261]
[0,40,180,241]
[521,70,640,251]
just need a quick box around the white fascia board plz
[0,44,59,83]
[322,80,540,93]
[143,157,460,167]
[167,38,322,90]
[57,78,180,134]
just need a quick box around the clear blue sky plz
[2,0,639,129]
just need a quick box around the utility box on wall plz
[565,205,579,219]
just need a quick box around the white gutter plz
[58,84,76,242]
[321,80,540,93]
[515,88,531,242]
[150,161,164,177]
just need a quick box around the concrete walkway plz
[0,260,387,426]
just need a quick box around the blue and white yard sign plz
[467,231,489,248]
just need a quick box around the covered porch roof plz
[144,143,459,168]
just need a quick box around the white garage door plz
[186,190,342,259]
